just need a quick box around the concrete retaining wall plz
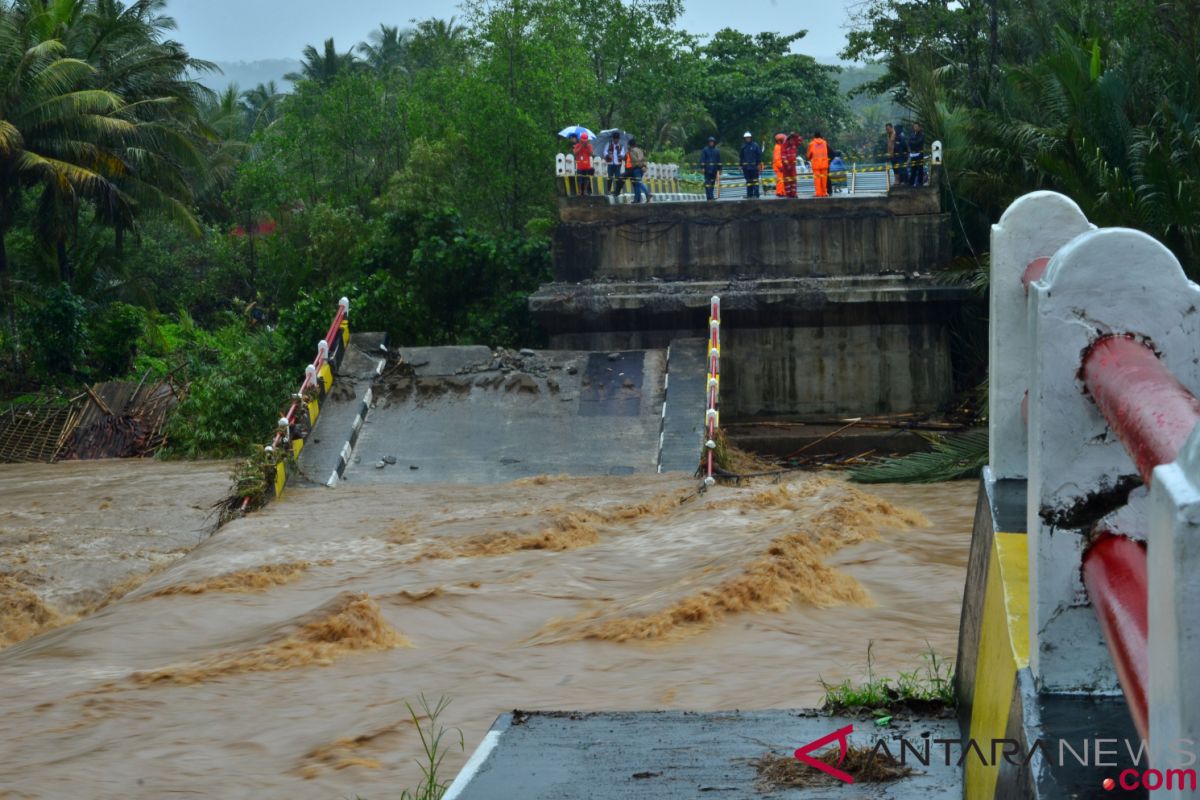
[554,188,949,282]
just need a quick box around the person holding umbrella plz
[603,131,626,197]
[573,131,594,195]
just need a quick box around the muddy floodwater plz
[0,461,976,799]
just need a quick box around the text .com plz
[1110,769,1198,792]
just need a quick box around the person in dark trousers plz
[908,122,926,186]
[892,124,909,186]
[700,136,721,201]
[603,131,626,196]
[573,131,594,195]
[884,123,896,185]
[739,131,763,198]
[627,137,651,203]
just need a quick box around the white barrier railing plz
[993,190,1200,768]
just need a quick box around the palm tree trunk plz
[57,237,71,284]
[0,232,18,373]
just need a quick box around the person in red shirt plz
[782,133,802,198]
[573,132,595,195]
[806,131,830,198]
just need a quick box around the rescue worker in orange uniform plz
[783,133,802,198]
[773,134,786,197]
[573,132,594,195]
[807,130,831,198]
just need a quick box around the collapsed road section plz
[295,338,709,486]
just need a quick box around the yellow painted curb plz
[965,532,1029,798]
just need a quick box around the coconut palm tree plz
[358,24,409,78]
[241,81,282,132]
[0,8,131,362]
[285,38,359,85]
[407,17,468,73]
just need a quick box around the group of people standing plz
[699,131,837,200]
[885,122,927,187]
[569,131,652,203]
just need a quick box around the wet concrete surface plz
[334,348,674,484]
[451,710,962,799]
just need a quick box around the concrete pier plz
[534,177,972,421]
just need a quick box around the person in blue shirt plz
[739,132,763,198]
[829,151,847,193]
[700,136,721,201]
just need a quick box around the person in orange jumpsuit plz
[772,134,786,197]
[807,130,831,197]
[782,133,802,198]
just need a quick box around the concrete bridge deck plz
[297,339,708,486]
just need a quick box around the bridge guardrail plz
[245,298,350,509]
[992,190,1200,760]
[555,142,941,202]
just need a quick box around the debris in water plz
[414,494,686,561]
[0,576,67,648]
[130,593,408,686]
[147,562,311,597]
[548,480,924,642]
[752,747,912,790]
[298,719,408,778]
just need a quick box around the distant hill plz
[196,59,301,93]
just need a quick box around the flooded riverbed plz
[0,462,976,799]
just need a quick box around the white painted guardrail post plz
[989,191,1092,480]
[1149,429,1200,783]
[1026,222,1200,694]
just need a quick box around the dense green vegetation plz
[0,0,859,457]
[845,0,1200,277]
[845,0,1200,483]
[8,0,1193,464]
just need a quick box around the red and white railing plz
[991,191,1200,758]
[703,296,721,486]
[247,297,349,507]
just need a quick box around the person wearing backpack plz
[627,137,652,203]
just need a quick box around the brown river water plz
[0,461,976,799]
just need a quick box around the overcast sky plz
[167,0,861,63]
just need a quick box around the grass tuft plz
[400,694,464,800]
[820,641,954,716]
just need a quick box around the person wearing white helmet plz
[739,132,763,198]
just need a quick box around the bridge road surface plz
[445,710,963,799]
[299,341,707,486]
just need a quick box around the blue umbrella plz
[558,124,596,140]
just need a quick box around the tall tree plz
[285,38,359,85]
[698,29,848,148]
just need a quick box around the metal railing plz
[256,297,350,503]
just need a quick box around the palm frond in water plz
[849,430,988,484]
